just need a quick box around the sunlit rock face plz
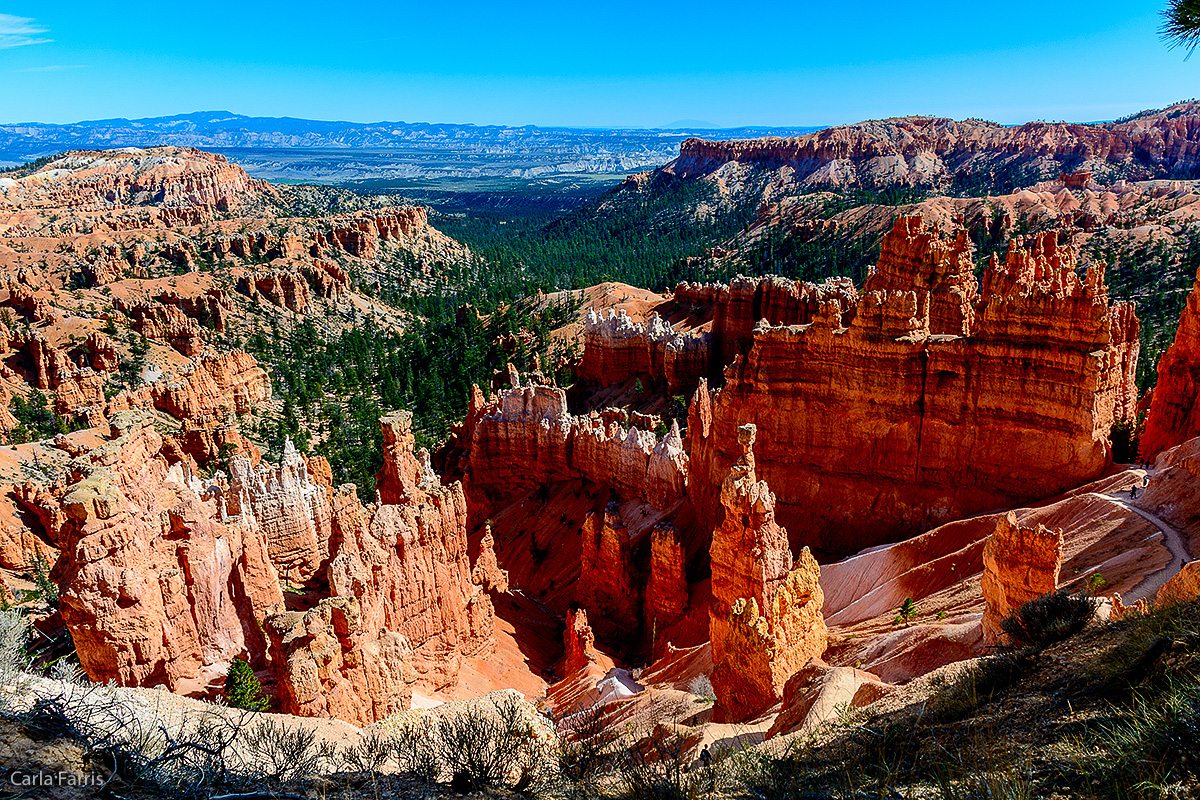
[687,217,1139,555]
[709,424,827,723]
[980,511,1064,646]
[1142,266,1200,460]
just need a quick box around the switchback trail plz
[1086,489,1190,604]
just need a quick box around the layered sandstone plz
[0,148,263,224]
[578,276,857,397]
[663,103,1200,190]
[62,349,272,427]
[326,478,495,692]
[709,424,827,722]
[562,608,596,675]
[463,379,687,516]
[124,302,208,355]
[578,309,710,394]
[688,217,1140,554]
[175,413,261,470]
[50,412,283,688]
[1141,266,1200,459]
[375,410,435,504]
[265,596,413,725]
[321,413,496,698]
[31,400,497,724]
[471,523,510,594]
[863,216,975,335]
[225,440,332,588]
[981,511,1064,645]
[149,350,271,420]
[704,275,858,370]
[238,269,311,313]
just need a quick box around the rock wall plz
[50,412,283,689]
[58,349,272,427]
[324,476,495,693]
[149,350,272,420]
[1141,266,1200,459]
[980,511,1064,645]
[578,276,857,398]
[688,217,1140,554]
[862,215,975,336]
[709,424,827,722]
[705,275,859,371]
[225,440,332,588]
[463,378,688,517]
[662,105,1200,189]
[1157,561,1200,609]
[578,309,710,394]
[265,596,413,725]
[274,411,495,719]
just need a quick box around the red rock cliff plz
[664,104,1200,188]
[463,379,688,519]
[688,216,1139,554]
[1141,266,1200,459]
[578,276,857,397]
[578,308,710,394]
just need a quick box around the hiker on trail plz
[1131,485,1138,499]
[700,746,712,769]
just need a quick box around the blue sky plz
[0,1,1196,128]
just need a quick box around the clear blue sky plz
[0,1,1196,128]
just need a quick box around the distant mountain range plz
[0,111,823,182]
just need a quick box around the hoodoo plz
[709,424,828,722]
[981,512,1065,646]
[5,87,1200,794]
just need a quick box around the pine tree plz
[894,597,918,627]
[224,658,269,712]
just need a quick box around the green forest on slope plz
[238,176,1198,497]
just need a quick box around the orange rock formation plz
[562,607,596,675]
[35,404,496,724]
[980,511,1064,645]
[225,440,332,588]
[687,217,1139,554]
[52,412,283,688]
[709,424,827,722]
[645,522,689,643]
[579,505,641,642]
[579,308,710,394]
[265,596,414,725]
[1157,561,1200,609]
[1141,266,1200,459]
[661,104,1200,190]
[462,379,688,518]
